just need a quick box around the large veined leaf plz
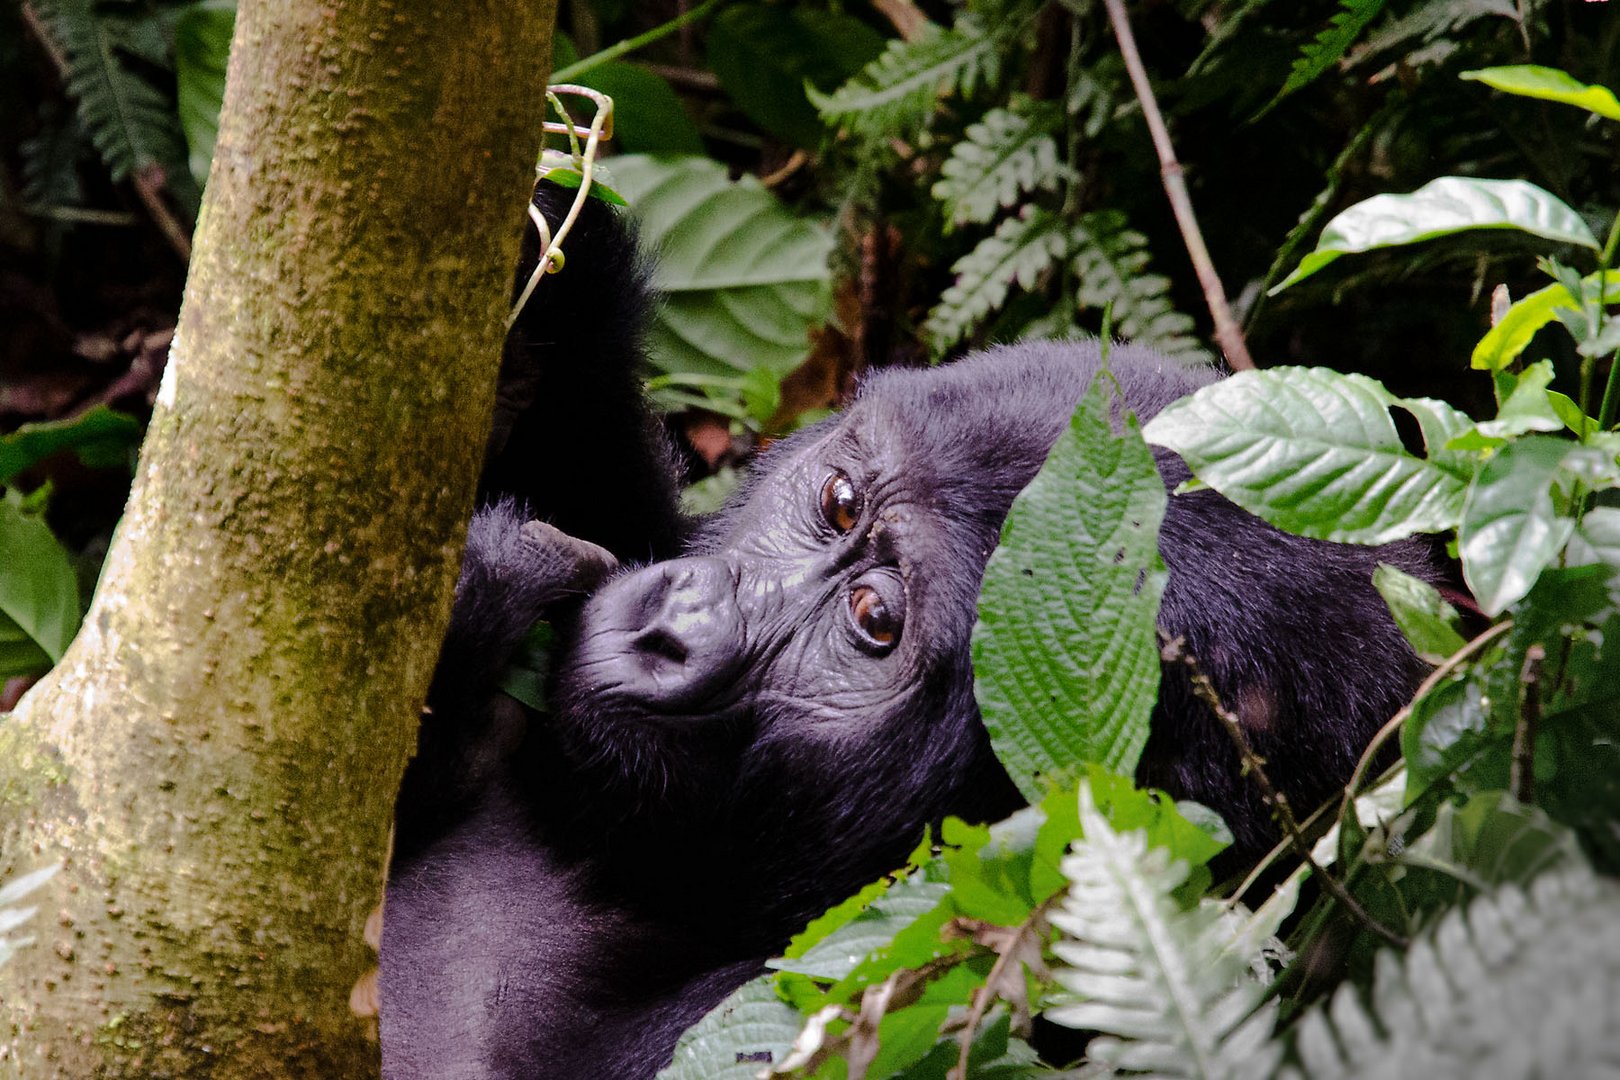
[1472,271,1620,371]
[1272,177,1600,293]
[657,975,803,1080]
[1461,65,1620,122]
[1142,367,1476,544]
[1046,783,1281,1079]
[0,500,81,670]
[1457,435,1579,615]
[608,155,833,383]
[1279,864,1620,1079]
[973,374,1167,800]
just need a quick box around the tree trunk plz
[0,1,555,1074]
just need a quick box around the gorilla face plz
[547,349,1102,912]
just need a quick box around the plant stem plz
[1098,0,1256,370]
[1162,635,1407,949]
[1509,644,1545,803]
[551,0,728,82]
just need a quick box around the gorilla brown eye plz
[849,584,901,649]
[819,471,862,533]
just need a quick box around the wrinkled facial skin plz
[547,348,1107,922]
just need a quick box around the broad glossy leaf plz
[1400,792,1583,891]
[609,155,833,382]
[1142,367,1474,543]
[0,501,80,664]
[1469,360,1563,440]
[1461,65,1620,121]
[1373,563,1466,660]
[1273,177,1599,294]
[0,405,142,485]
[1472,271,1620,371]
[973,376,1167,799]
[1459,435,1578,615]
[657,975,802,1080]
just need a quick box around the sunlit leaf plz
[1462,65,1620,122]
[1273,177,1599,294]
[1142,367,1475,543]
[1472,271,1620,371]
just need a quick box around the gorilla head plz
[540,345,1262,935]
[384,329,1428,1079]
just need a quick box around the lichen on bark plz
[0,1,557,1075]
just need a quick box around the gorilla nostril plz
[637,627,689,665]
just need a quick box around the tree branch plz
[1099,0,1255,370]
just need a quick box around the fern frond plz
[931,102,1067,228]
[1046,782,1281,1080]
[1069,213,1210,364]
[34,0,189,183]
[810,23,1003,138]
[1277,0,1390,101]
[1282,863,1620,1079]
[1357,0,1518,68]
[925,208,1069,355]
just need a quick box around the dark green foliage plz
[31,0,198,212]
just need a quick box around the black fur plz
[379,187,1431,1078]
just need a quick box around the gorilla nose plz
[594,557,743,707]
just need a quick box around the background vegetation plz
[4,0,1620,1076]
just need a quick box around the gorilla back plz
[379,192,1430,1080]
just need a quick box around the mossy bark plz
[0,1,555,1074]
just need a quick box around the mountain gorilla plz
[378,186,1431,1078]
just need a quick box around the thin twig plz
[1509,643,1545,803]
[1162,635,1407,948]
[549,0,727,82]
[947,897,1057,1080]
[132,166,192,261]
[1099,0,1255,371]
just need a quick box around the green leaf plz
[1471,271,1620,371]
[1278,865,1620,1080]
[576,66,702,156]
[0,500,81,666]
[1273,177,1600,294]
[924,208,1070,354]
[706,4,884,148]
[1458,435,1579,615]
[931,101,1066,227]
[657,975,802,1080]
[174,0,234,188]
[770,871,952,985]
[0,406,143,486]
[973,376,1168,800]
[1398,792,1584,892]
[607,154,832,384]
[1070,212,1208,364]
[809,22,1004,138]
[1569,507,1620,570]
[1142,367,1475,544]
[34,0,199,212]
[1273,0,1389,104]
[1461,65,1620,122]
[1046,782,1281,1079]
[1373,563,1466,660]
